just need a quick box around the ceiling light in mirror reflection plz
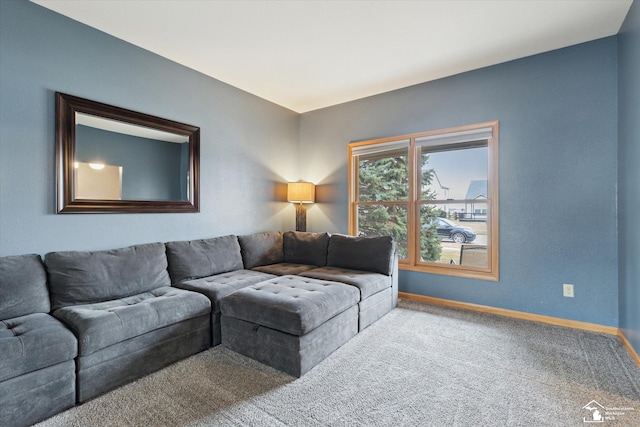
[73,161,106,170]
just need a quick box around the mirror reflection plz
[74,113,190,201]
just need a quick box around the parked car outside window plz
[429,217,477,243]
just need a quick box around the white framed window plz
[348,121,499,281]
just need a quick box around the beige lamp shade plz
[287,181,315,203]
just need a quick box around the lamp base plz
[295,203,307,232]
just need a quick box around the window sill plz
[399,263,499,281]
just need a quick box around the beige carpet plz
[35,299,640,426]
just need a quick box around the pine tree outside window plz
[348,121,499,281]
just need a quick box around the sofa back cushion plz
[165,235,244,284]
[237,231,284,269]
[0,254,50,319]
[283,231,330,266]
[327,234,396,276]
[45,242,170,310]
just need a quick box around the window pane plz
[421,146,487,201]
[348,122,498,280]
[357,204,408,259]
[358,150,409,202]
[420,204,488,268]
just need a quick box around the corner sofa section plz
[166,231,397,376]
[232,231,398,376]
[240,231,398,331]
[167,231,398,347]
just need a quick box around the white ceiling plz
[32,0,633,113]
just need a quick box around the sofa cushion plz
[237,231,284,269]
[175,269,275,312]
[300,266,391,300]
[166,235,244,284]
[253,263,316,276]
[327,234,395,276]
[220,275,359,336]
[0,313,77,382]
[283,231,330,266]
[52,286,210,356]
[45,242,171,310]
[0,254,50,319]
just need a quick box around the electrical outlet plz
[563,284,574,298]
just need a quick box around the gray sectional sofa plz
[0,231,397,427]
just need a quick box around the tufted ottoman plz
[220,275,360,377]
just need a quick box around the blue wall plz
[618,0,640,355]
[0,0,300,256]
[300,38,619,326]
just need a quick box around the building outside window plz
[348,121,499,281]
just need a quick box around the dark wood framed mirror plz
[56,92,199,213]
